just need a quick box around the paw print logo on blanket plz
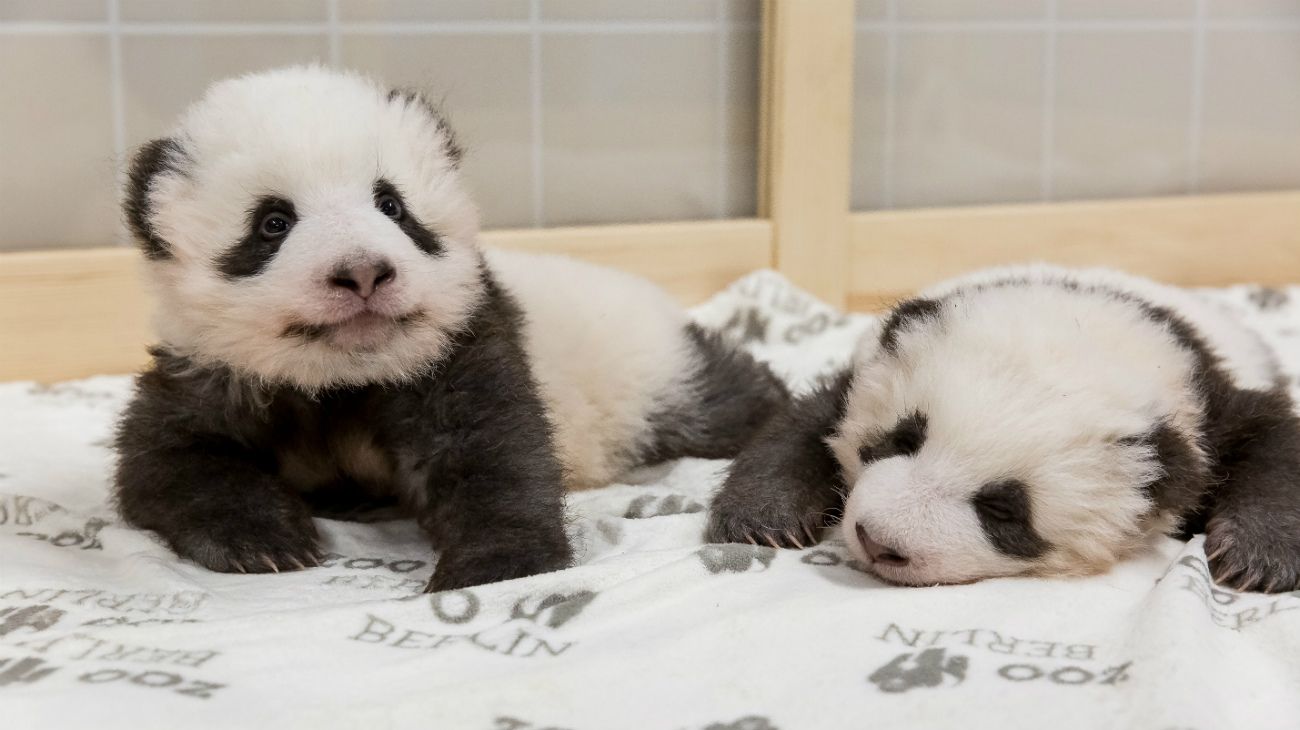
[697,544,776,574]
[0,604,64,638]
[623,494,704,519]
[868,648,969,693]
[510,591,597,630]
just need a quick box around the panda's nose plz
[329,259,396,299]
[856,523,909,567]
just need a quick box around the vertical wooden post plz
[759,0,855,308]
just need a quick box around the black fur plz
[972,479,1050,559]
[124,138,187,260]
[879,297,943,354]
[1122,422,1208,520]
[706,370,853,548]
[1188,384,1300,592]
[859,411,928,463]
[1129,300,1300,591]
[115,268,573,592]
[372,179,443,257]
[386,88,464,167]
[218,196,297,279]
[642,324,790,464]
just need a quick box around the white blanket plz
[2,271,1299,730]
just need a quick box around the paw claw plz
[263,556,280,573]
[785,530,805,549]
[232,561,246,574]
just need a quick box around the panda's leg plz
[640,324,790,464]
[1203,388,1300,593]
[706,374,849,549]
[418,434,573,593]
[412,359,574,592]
[116,443,321,573]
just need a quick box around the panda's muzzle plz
[328,259,396,300]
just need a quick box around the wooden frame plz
[2,0,1299,383]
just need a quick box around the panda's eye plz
[972,479,1049,560]
[377,194,403,220]
[858,412,928,464]
[258,211,294,239]
[973,480,1027,523]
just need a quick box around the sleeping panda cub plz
[115,66,786,592]
[709,265,1300,593]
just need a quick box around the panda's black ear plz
[386,87,464,168]
[879,297,943,354]
[124,137,186,260]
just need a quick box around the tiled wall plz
[5,1,1299,252]
[0,0,759,251]
[852,0,1300,210]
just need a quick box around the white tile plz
[851,30,891,210]
[0,0,106,21]
[0,36,117,251]
[120,0,328,22]
[892,31,1046,207]
[541,33,724,225]
[338,0,531,22]
[1199,30,1300,191]
[1052,31,1193,200]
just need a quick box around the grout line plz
[881,0,899,209]
[0,20,741,35]
[1188,0,1208,194]
[853,18,1300,33]
[715,0,729,220]
[529,0,544,228]
[326,0,341,67]
[1,18,1294,35]
[107,0,128,247]
[1040,0,1057,201]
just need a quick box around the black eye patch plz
[972,479,1050,559]
[373,179,443,257]
[218,196,296,279]
[858,411,928,464]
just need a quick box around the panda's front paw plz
[425,537,572,593]
[1205,514,1300,593]
[707,480,830,550]
[166,504,322,574]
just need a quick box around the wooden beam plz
[761,0,855,308]
[0,219,772,383]
[848,191,1300,311]
[484,219,771,306]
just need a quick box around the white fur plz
[829,265,1270,586]
[143,66,483,390]
[486,249,699,489]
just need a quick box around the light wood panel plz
[0,219,772,383]
[760,0,855,308]
[485,219,771,305]
[0,247,154,384]
[848,191,1300,311]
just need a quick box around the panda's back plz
[484,248,700,489]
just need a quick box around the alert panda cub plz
[709,265,1300,593]
[114,66,786,592]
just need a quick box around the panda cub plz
[114,66,786,592]
[709,265,1300,593]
